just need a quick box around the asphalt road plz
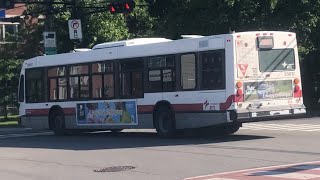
[0,117,319,180]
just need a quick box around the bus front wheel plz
[52,112,66,136]
[155,106,176,138]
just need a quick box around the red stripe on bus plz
[26,108,75,116]
[63,108,76,115]
[137,104,203,113]
[219,94,243,111]
[26,109,49,116]
[25,95,240,116]
[137,105,154,113]
[172,104,203,112]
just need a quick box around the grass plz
[0,115,20,128]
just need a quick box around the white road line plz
[244,123,320,128]
[241,123,320,132]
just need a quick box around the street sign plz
[43,32,56,48]
[45,47,57,55]
[43,32,57,55]
[0,10,5,18]
[68,19,82,40]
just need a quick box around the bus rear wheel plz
[155,106,176,138]
[52,112,66,136]
[223,123,241,135]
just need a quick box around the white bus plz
[18,31,306,137]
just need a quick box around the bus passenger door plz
[163,53,197,108]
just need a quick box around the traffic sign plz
[68,19,82,40]
[43,32,56,48]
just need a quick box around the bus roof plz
[21,31,296,70]
[92,38,172,50]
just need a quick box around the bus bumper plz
[235,105,306,122]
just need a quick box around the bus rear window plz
[259,49,295,72]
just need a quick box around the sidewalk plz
[0,127,42,135]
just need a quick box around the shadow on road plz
[0,129,273,150]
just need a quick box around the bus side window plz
[18,75,24,102]
[92,62,114,99]
[69,64,89,99]
[181,54,196,90]
[120,60,144,98]
[200,50,225,90]
[145,55,176,92]
[25,68,45,103]
[48,66,67,101]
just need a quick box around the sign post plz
[43,32,57,55]
[68,19,82,40]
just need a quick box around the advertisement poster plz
[76,101,137,125]
[244,80,293,101]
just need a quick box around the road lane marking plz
[241,123,320,132]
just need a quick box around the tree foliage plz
[25,0,156,52]
[148,0,320,54]
[0,59,23,119]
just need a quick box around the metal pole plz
[71,0,77,49]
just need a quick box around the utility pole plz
[43,0,57,55]
[45,0,53,32]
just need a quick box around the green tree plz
[25,0,156,52]
[0,59,23,120]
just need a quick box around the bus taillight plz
[234,81,244,102]
[294,85,300,93]
[236,81,243,88]
[236,81,243,96]
[237,89,243,96]
[293,78,302,98]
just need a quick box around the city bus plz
[18,31,306,137]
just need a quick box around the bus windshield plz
[259,49,295,72]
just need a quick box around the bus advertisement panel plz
[76,101,137,125]
[244,80,293,101]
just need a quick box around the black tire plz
[155,106,176,138]
[52,112,66,136]
[223,124,241,135]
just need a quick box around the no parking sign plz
[68,19,83,40]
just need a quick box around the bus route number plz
[285,72,295,76]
